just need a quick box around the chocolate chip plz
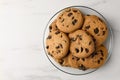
[89,41,92,45]
[79,64,87,71]
[49,26,52,30]
[56,52,59,54]
[101,52,104,56]
[59,59,64,65]
[94,28,99,34]
[91,53,95,58]
[100,50,103,53]
[64,40,67,43]
[97,34,100,36]
[55,26,57,28]
[77,35,82,40]
[47,35,52,39]
[85,48,89,53]
[70,37,76,42]
[91,52,97,58]
[75,48,79,53]
[52,51,54,53]
[59,44,63,48]
[55,31,60,34]
[98,60,100,64]
[58,50,61,53]
[59,17,61,19]
[73,9,78,12]
[85,25,90,29]
[82,58,85,61]
[48,52,53,57]
[61,19,64,22]
[68,13,73,17]
[98,18,103,23]
[100,57,103,60]
[79,37,82,40]
[72,56,79,61]
[79,35,82,40]
[61,14,63,16]
[66,25,69,27]
[72,21,75,25]
[46,46,49,49]
[93,38,96,42]
[72,19,77,25]
[48,52,50,55]
[76,58,80,61]
[86,32,90,36]
[103,31,106,35]
[81,47,83,52]
[100,50,104,56]
[74,19,77,22]
[56,46,60,49]
[72,16,74,19]
[72,57,75,60]
[61,35,62,38]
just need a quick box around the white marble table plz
[1,0,120,80]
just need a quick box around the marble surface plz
[1,0,120,80]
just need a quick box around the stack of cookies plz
[46,8,108,70]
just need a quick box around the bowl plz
[43,6,113,75]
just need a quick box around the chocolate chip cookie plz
[80,45,108,68]
[56,8,84,33]
[46,30,69,59]
[68,53,87,70]
[82,15,108,46]
[69,30,95,58]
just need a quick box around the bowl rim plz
[43,5,113,75]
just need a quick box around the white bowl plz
[43,6,113,75]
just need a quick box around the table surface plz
[1,0,120,80]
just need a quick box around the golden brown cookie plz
[82,15,108,46]
[69,30,95,58]
[56,8,84,33]
[46,30,69,59]
[80,45,108,68]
